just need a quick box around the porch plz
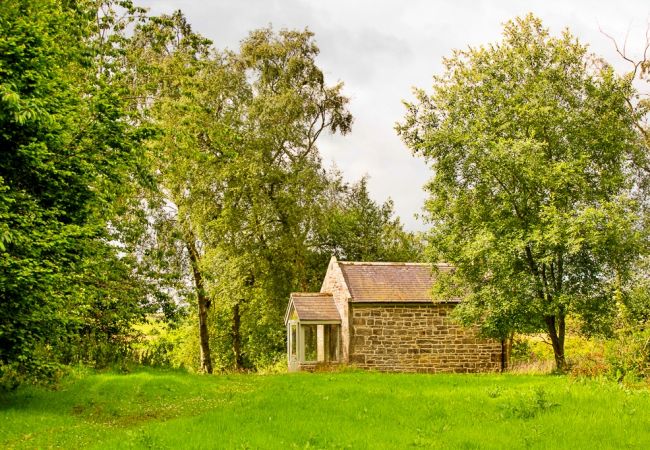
[284,293,341,371]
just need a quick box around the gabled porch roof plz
[284,293,341,324]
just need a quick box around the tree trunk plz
[545,315,566,372]
[232,302,244,370]
[507,332,514,369]
[197,291,213,374]
[186,238,213,374]
[525,248,567,372]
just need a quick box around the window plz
[302,325,317,362]
[290,324,297,357]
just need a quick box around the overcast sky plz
[138,0,649,231]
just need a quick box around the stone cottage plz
[284,256,503,373]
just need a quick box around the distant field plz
[1,368,649,449]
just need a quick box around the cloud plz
[138,0,650,231]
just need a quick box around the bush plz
[131,319,187,369]
[606,327,650,382]
[508,336,556,374]
[256,358,287,375]
[566,338,608,378]
[0,364,24,391]
[65,333,134,369]
[0,360,65,392]
[568,351,609,378]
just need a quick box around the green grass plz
[1,368,650,449]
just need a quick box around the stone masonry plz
[320,257,352,361]
[291,257,505,373]
[349,303,502,373]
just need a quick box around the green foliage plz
[607,327,650,382]
[318,176,424,262]
[620,257,650,325]
[510,333,610,377]
[397,14,647,369]
[0,0,154,383]
[131,319,178,368]
[0,0,423,379]
[193,28,355,370]
[122,12,418,372]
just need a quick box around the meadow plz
[1,368,649,449]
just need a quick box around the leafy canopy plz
[397,14,647,369]
[0,0,152,381]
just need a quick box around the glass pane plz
[328,325,339,361]
[303,325,317,362]
[290,324,297,356]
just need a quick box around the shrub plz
[256,358,287,375]
[566,338,608,378]
[0,359,65,392]
[131,319,187,369]
[508,336,555,374]
[606,326,650,382]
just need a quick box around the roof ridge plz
[337,261,454,267]
[337,261,432,266]
[290,292,333,296]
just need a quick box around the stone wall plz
[298,362,342,372]
[349,303,502,373]
[320,257,351,362]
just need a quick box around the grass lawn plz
[1,368,649,449]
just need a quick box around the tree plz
[317,176,423,262]
[606,29,650,278]
[122,10,234,374]
[124,17,353,371]
[0,0,149,381]
[397,15,647,371]
[200,28,353,370]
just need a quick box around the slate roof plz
[338,262,456,302]
[286,293,341,323]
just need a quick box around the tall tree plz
[397,15,647,370]
[0,0,148,380]
[124,18,353,371]
[122,10,233,374]
[598,30,650,350]
[201,28,353,370]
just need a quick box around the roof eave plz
[349,299,462,304]
[284,298,295,325]
[296,319,342,324]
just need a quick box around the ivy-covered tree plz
[397,15,647,371]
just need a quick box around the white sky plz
[138,0,649,231]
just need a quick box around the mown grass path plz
[1,369,649,449]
